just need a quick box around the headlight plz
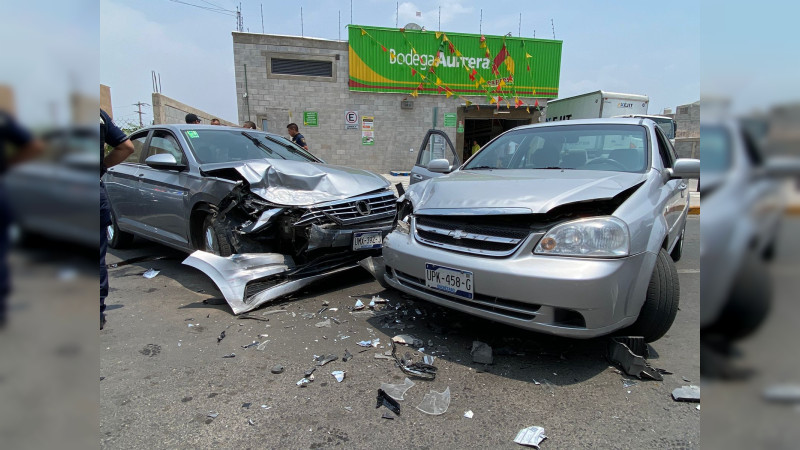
[534,216,629,258]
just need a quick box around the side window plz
[145,130,185,164]
[126,131,148,163]
[654,127,674,168]
[417,134,455,167]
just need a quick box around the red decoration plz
[534,99,539,107]
[526,64,530,71]
[411,68,416,76]
[469,69,476,81]
[448,42,456,54]
[492,44,509,76]
[381,45,387,52]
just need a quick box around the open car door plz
[410,129,459,185]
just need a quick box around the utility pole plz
[133,102,150,127]
[479,9,482,34]
[261,4,264,33]
[236,3,243,32]
[438,6,441,31]
[551,18,555,39]
[301,7,304,37]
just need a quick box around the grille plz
[391,268,540,320]
[271,58,333,77]
[295,191,396,226]
[413,216,536,257]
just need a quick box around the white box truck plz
[544,90,677,139]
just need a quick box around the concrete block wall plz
[675,100,700,138]
[152,93,238,126]
[232,32,495,174]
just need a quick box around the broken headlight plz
[534,216,629,258]
[395,200,413,234]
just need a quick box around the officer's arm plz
[103,140,134,168]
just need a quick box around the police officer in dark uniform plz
[0,110,43,327]
[286,123,308,150]
[100,109,133,329]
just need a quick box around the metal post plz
[301,7,304,36]
[244,64,251,121]
[479,9,482,34]
[261,4,264,33]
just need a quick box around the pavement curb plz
[689,206,700,215]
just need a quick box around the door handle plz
[138,173,145,177]
[412,174,423,179]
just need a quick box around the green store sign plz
[348,25,562,99]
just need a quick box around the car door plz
[103,130,149,231]
[410,129,459,185]
[135,129,192,246]
[655,126,686,244]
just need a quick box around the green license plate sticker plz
[186,130,199,138]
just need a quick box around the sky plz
[96,0,701,127]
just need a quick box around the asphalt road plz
[100,217,700,449]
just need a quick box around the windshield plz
[699,125,731,173]
[181,129,321,164]
[464,124,649,173]
[650,117,676,140]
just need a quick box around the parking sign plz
[345,110,358,129]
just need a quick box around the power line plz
[195,0,234,12]
[166,0,236,17]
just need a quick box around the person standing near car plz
[0,110,43,328]
[100,109,134,330]
[210,118,221,126]
[185,113,201,124]
[286,123,308,150]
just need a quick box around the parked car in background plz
[369,118,698,342]
[102,124,396,313]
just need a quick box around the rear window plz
[464,124,649,173]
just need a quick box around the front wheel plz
[202,215,233,256]
[625,249,680,342]
[106,214,134,249]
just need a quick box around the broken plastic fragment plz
[376,389,401,415]
[331,371,345,382]
[423,355,435,365]
[608,337,664,381]
[143,268,160,279]
[222,353,236,358]
[342,349,353,362]
[464,410,474,419]
[381,411,395,420]
[296,377,312,387]
[380,377,415,401]
[315,354,338,366]
[357,340,372,347]
[672,385,700,402]
[392,334,424,348]
[217,330,226,344]
[416,387,450,415]
[207,411,219,418]
[354,300,364,310]
[514,426,547,448]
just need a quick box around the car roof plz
[515,117,654,131]
[138,124,284,139]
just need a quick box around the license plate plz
[425,263,474,300]
[352,231,383,250]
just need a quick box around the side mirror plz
[145,153,186,171]
[427,158,452,173]
[763,157,800,178]
[668,158,700,179]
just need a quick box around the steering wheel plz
[585,157,627,170]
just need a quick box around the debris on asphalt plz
[372,295,388,304]
[241,341,259,349]
[608,336,666,381]
[222,353,236,358]
[331,371,345,382]
[304,367,316,377]
[342,349,353,362]
[464,410,474,419]
[376,389,401,415]
[242,402,251,409]
[391,342,437,380]
[297,377,312,387]
[353,299,365,310]
[392,334,424,348]
[697,405,701,410]
[315,319,332,328]
[682,376,691,382]
[513,426,547,448]
[762,384,800,403]
[381,412,395,420]
[317,306,328,315]
[672,385,701,402]
[143,268,160,279]
[374,353,393,360]
[329,308,339,312]
[248,418,255,426]
[315,354,338,366]
[423,355,435,365]
[107,254,172,269]
[217,330,226,344]
[207,411,219,419]
[237,314,270,322]
[301,312,315,320]
[357,340,373,347]
[416,386,451,415]
[261,309,288,316]
[380,377,415,401]
[202,298,226,305]
[622,379,638,389]
[256,341,270,351]
[271,365,284,374]
[471,341,494,364]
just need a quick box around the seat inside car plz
[531,140,562,168]
[562,150,587,169]
[608,148,644,171]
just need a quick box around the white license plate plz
[352,231,383,250]
[425,263,474,300]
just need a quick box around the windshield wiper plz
[537,166,572,170]
[241,132,286,159]
[465,165,496,170]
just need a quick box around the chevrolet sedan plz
[375,118,699,342]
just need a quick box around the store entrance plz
[461,118,531,161]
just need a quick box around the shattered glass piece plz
[301,312,315,320]
[622,379,638,389]
[207,412,219,419]
[222,353,236,358]
[514,426,547,448]
[374,353,393,360]
[357,340,373,347]
[248,418,256,426]
[315,319,332,328]
[376,389,401,415]
[672,385,701,402]
[256,340,270,351]
[416,387,450,415]
[354,300,365,310]
[763,384,800,403]
[329,308,339,312]
[316,354,338,366]
[392,334,423,348]
[369,299,376,308]
[372,338,381,348]
[241,341,259,349]
[143,268,160,279]
[331,371,345,382]
[380,377,415,401]
[296,378,311,387]
[423,355,435,365]
[464,410,474,419]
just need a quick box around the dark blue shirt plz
[292,133,307,148]
[0,111,33,175]
[100,109,128,177]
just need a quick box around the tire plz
[106,213,134,249]
[202,215,233,256]
[626,248,680,342]
[705,253,771,340]
[670,226,685,262]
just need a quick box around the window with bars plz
[270,58,333,77]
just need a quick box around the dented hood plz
[406,169,648,214]
[200,159,390,206]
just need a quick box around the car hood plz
[200,159,390,206]
[406,169,649,214]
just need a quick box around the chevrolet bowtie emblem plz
[450,229,467,239]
